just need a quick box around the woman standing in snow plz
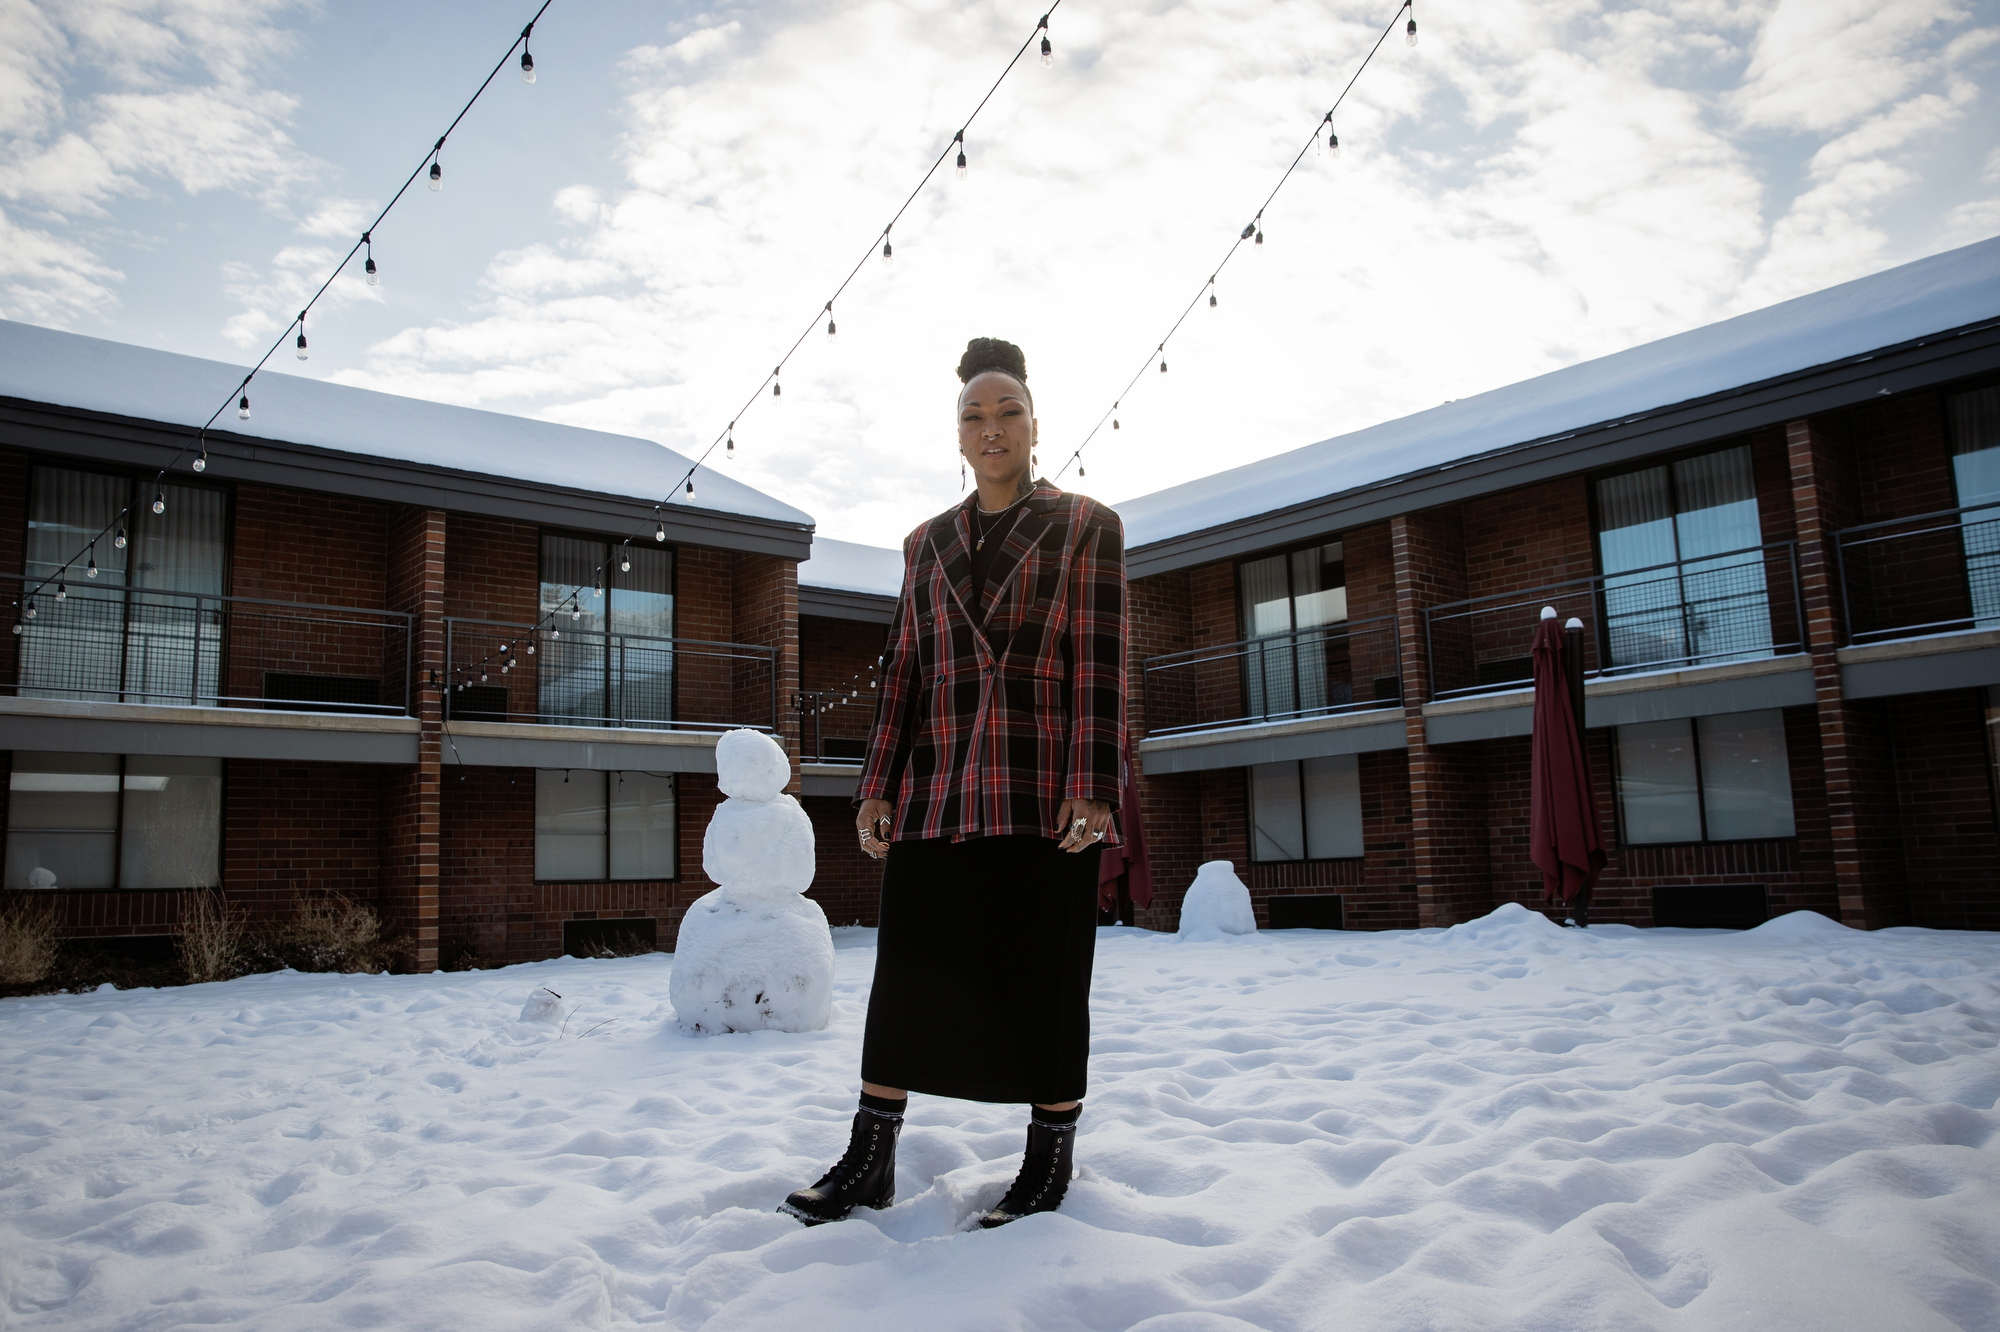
[782,337,1127,1229]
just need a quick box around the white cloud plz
[0,203,122,323]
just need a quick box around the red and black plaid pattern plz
[856,481,1127,843]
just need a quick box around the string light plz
[655,515,666,542]
[955,130,968,179]
[86,546,97,579]
[726,425,735,458]
[882,227,894,265]
[1040,12,1052,65]
[1407,8,1418,45]
[685,476,697,501]
[1054,0,1412,485]
[772,366,782,398]
[521,23,536,81]
[826,304,836,342]
[619,545,631,572]
[56,580,66,602]
[14,1,557,623]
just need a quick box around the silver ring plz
[1090,828,1104,840]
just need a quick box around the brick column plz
[384,506,446,970]
[1787,417,1907,927]
[731,551,800,790]
[1391,510,1492,926]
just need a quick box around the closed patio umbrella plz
[1530,607,1605,925]
[1099,743,1153,920]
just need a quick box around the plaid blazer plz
[856,481,1128,844]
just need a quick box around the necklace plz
[973,501,1015,552]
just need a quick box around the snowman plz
[669,728,835,1034]
[1178,860,1258,940]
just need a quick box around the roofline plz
[0,396,813,561]
[799,586,898,624]
[1124,315,2000,579]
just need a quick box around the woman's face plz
[957,371,1036,489]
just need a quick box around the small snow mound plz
[1179,861,1256,940]
[1746,908,1854,941]
[668,889,834,1033]
[714,728,791,802]
[518,988,563,1024]
[1447,901,1569,942]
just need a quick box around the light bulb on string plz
[593,572,603,597]
[1329,129,1341,158]
[725,425,735,459]
[772,366,781,399]
[826,303,836,342]
[1159,347,1168,374]
[1255,227,1264,248]
[295,312,309,361]
[363,232,379,286]
[429,155,443,191]
[1113,402,1120,430]
[86,546,97,579]
[1040,14,1052,65]
[619,546,631,573]
[1209,277,1217,308]
[238,395,250,420]
[520,28,536,82]
[881,227,894,265]
[24,598,35,620]
[56,579,66,602]
[151,491,165,515]
[955,130,967,180]
[1078,461,1087,477]
[685,476,697,501]
[193,446,207,473]
[114,526,127,550]
[655,516,666,542]
[1406,13,1418,45]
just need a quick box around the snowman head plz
[714,728,791,802]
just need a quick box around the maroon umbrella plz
[1099,743,1153,917]
[1530,607,1605,925]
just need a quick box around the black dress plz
[860,834,1102,1103]
[859,494,1101,1105]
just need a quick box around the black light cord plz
[12,1,557,621]
[1054,0,1412,483]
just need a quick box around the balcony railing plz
[1834,503,2000,645]
[1,572,412,715]
[797,688,878,764]
[1141,615,1403,738]
[1423,541,1803,700]
[443,617,777,732]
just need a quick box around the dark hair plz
[956,337,1030,407]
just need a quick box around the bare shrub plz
[587,929,657,959]
[269,895,399,974]
[0,895,61,987]
[178,892,242,984]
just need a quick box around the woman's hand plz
[856,799,894,861]
[1055,798,1113,853]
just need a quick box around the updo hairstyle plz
[956,337,1031,409]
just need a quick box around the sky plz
[2,0,1997,548]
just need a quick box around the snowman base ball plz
[669,889,833,1034]
[669,728,835,1034]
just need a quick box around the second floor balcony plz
[1834,503,1999,645]
[1141,616,1404,739]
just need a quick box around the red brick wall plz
[445,515,538,624]
[732,552,799,777]
[799,615,888,758]
[1894,688,2000,929]
[383,505,445,969]
[223,760,385,923]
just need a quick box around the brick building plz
[1114,236,2000,935]
[1,320,812,968]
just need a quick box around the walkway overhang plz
[1839,629,2000,699]
[1139,708,1407,775]
[1422,655,1817,745]
[800,763,862,797]
[0,697,420,763]
[442,722,720,772]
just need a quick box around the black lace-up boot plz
[977,1105,1080,1229]
[780,1094,903,1225]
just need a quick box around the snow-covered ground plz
[4,905,1998,1331]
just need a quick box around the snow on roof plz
[0,319,813,530]
[1113,236,2000,551]
[799,536,904,597]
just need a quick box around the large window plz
[1614,710,1794,844]
[1248,754,1363,862]
[1947,386,2000,627]
[22,467,228,705]
[1596,445,1770,672]
[538,535,674,726]
[5,752,223,889]
[534,769,677,881]
[1238,541,1349,720]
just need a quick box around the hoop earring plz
[960,454,966,490]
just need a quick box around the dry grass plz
[0,895,61,987]
[178,892,243,984]
[269,895,399,974]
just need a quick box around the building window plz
[22,466,228,706]
[4,752,222,889]
[1238,541,1349,720]
[1614,710,1794,844]
[1946,385,2000,626]
[533,769,677,881]
[1595,444,1770,672]
[1248,754,1363,862]
[538,535,675,726]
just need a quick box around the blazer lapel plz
[926,498,981,642]
[979,482,1071,628]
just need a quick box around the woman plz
[782,337,1127,1229]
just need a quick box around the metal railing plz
[797,688,878,763]
[443,617,777,732]
[1142,615,1403,738]
[1,572,412,715]
[1423,541,1803,700]
[1834,503,2000,645]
